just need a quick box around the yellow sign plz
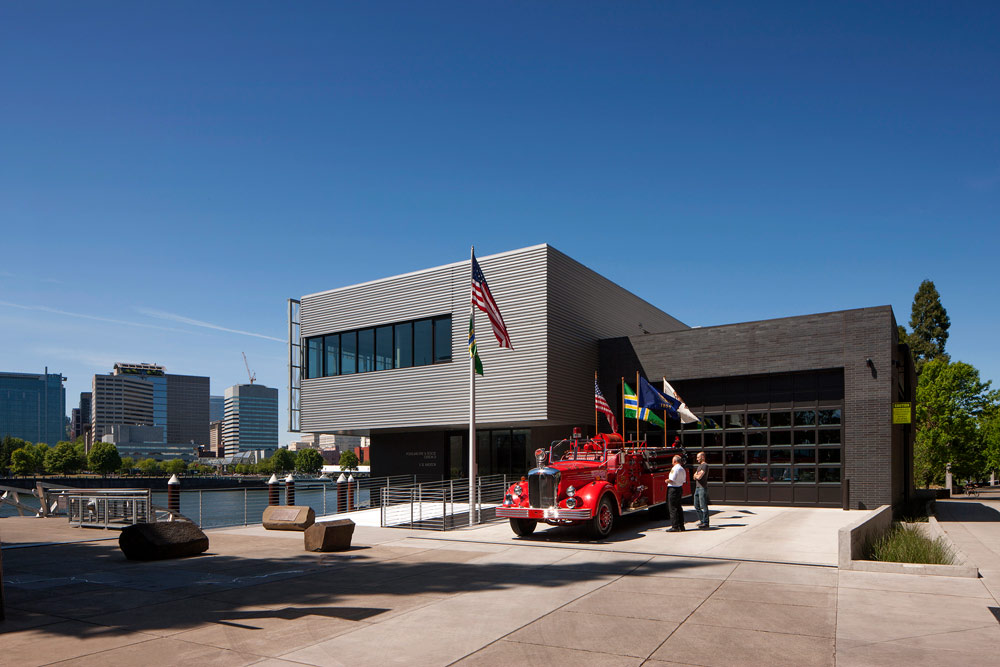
[892,402,912,424]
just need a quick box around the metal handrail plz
[381,474,509,530]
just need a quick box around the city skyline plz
[2,3,998,448]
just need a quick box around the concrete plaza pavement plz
[1,500,998,666]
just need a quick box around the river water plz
[1,482,375,527]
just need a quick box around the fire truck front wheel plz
[510,518,537,536]
[587,495,616,539]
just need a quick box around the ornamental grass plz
[867,522,955,565]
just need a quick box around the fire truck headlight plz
[566,497,579,509]
[513,484,523,497]
[566,485,576,497]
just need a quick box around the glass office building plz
[0,370,66,446]
[222,384,279,458]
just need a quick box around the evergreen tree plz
[907,280,951,373]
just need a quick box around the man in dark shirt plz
[693,451,710,529]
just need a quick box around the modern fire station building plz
[290,244,914,510]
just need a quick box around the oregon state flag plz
[624,381,665,427]
[468,316,483,376]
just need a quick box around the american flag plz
[471,254,512,349]
[595,379,619,433]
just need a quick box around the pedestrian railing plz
[64,489,153,528]
[1,474,444,529]
[156,474,437,529]
[380,474,509,530]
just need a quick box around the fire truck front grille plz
[528,469,559,509]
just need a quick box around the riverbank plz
[1,476,272,491]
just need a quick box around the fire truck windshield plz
[549,438,606,463]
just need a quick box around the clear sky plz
[2,2,998,445]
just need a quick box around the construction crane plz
[242,352,256,384]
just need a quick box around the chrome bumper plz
[496,506,592,520]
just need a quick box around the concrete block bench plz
[262,505,315,531]
[304,518,356,552]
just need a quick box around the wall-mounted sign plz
[892,402,912,424]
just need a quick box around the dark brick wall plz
[599,306,915,510]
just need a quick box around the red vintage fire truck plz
[496,428,691,539]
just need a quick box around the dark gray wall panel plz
[599,306,910,510]
[545,246,687,425]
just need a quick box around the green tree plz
[295,448,324,474]
[1,436,30,471]
[119,456,136,475]
[905,280,951,374]
[254,458,275,475]
[88,442,122,477]
[164,459,188,476]
[914,358,997,486]
[36,443,50,473]
[339,450,360,471]
[11,442,50,475]
[234,463,252,475]
[46,441,84,475]
[137,458,161,476]
[10,446,37,476]
[980,404,1000,478]
[270,448,295,474]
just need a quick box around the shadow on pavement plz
[1,528,731,639]
[936,500,1000,523]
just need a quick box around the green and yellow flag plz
[469,315,483,376]
[623,381,665,427]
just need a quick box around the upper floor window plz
[304,315,452,379]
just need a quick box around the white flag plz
[663,378,700,424]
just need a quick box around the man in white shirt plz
[666,455,687,532]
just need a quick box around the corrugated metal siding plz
[299,246,550,431]
[545,246,688,425]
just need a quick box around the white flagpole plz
[469,245,477,527]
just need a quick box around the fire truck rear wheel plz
[510,518,537,536]
[588,495,615,539]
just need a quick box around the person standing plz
[666,454,687,532]
[693,451,710,529]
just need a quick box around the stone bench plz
[304,518,356,552]
[119,521,209,561]
[262,505,315,531]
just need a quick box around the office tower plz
[0,369,66,446]
[209,420,224,457]
[222,384,278,458]
[91,363,209,450]
[209,395,225,423]
[167,373,209,445]
[71,392,92,440]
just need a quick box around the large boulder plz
[304,519,356,552]
[119,521,209,561]
[262,505,315,531]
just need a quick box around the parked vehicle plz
[496,428,691,539]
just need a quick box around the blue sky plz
[2,2,998,444]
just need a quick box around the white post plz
[469,245,477,527]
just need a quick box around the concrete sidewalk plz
[2,502,999,666]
